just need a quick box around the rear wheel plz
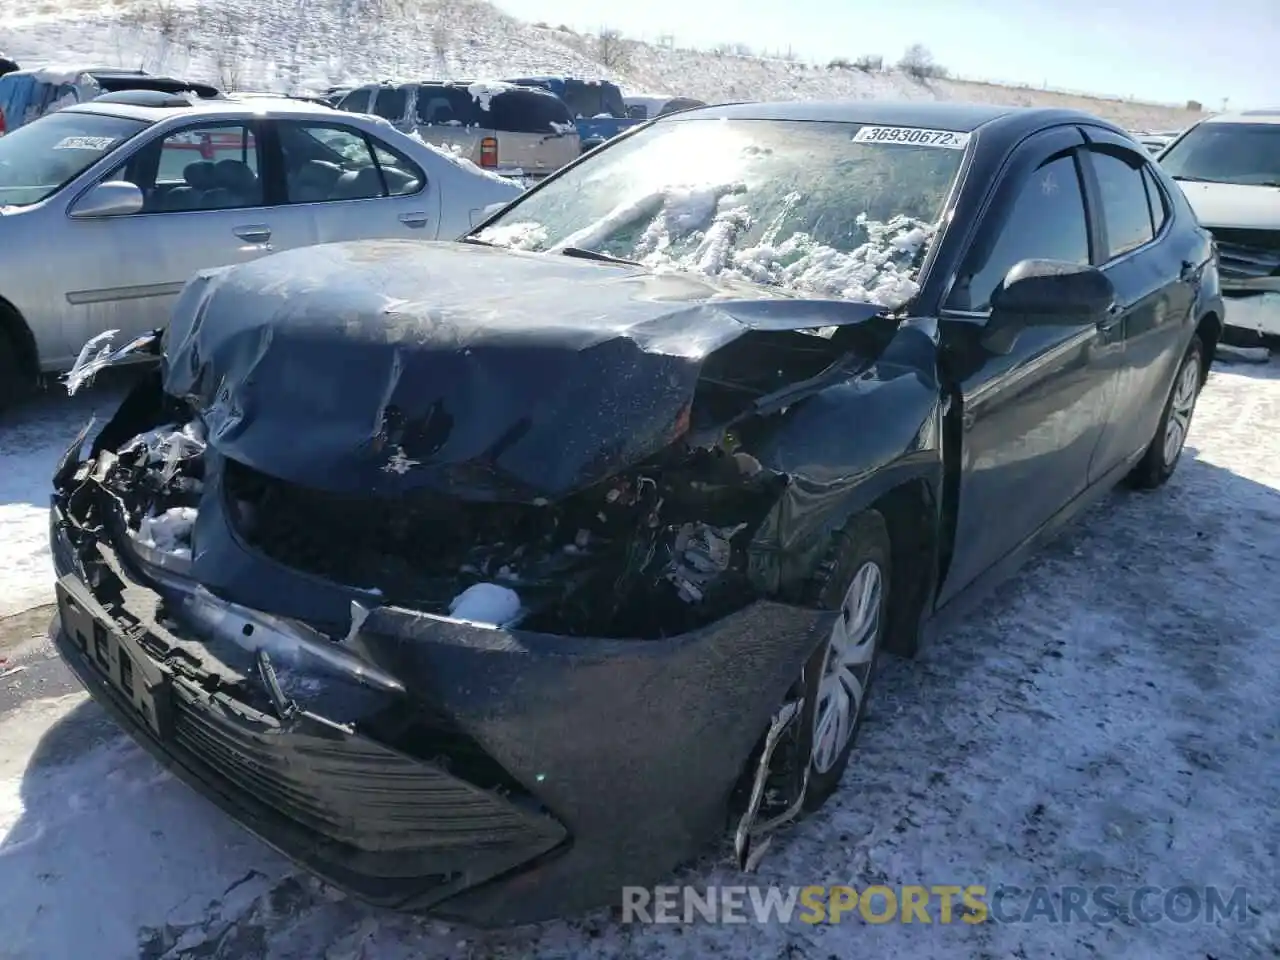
[798,510,891,811]
[1128,335,1203,490]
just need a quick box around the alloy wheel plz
[810,560,883,774]
[1163,356,1201,467]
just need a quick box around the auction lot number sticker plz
[852,125,971,149]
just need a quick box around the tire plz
[796,509,892,812]
[1127,334,1203,490]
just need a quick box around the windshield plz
[474,118,966,309]
[1159,121,1280,187]
[0,110,146,205]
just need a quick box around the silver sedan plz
[0,92,523,405]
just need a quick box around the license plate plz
[56,577,173,739]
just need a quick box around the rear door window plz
[488,90,574,134]
[415,86,483,126]
[1089,148,1156,259]
[1142,164,1168,234]
[337,88,372,113]
[372,87,408,122]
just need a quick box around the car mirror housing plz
[982,259,1116,354]
[69,180,145,219]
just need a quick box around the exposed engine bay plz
[97,410,790,639]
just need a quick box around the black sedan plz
[49,99,1221,926]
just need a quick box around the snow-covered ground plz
[0,377,127,618]
[0,357,1276,958]
[0,0,1202,133]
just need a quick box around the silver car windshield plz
[0,111,148,206]
[475,118,968,309]
[1160,122,1280,188]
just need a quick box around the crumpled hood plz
[163,239,894,500]
[1178,181,1280,231]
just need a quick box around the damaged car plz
[49,100,1222,926]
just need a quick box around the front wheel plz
[798,509,891,811]
[1128,334,1203,490]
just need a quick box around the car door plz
[1077,131,1197,480]
[268,118,438,243]
[936,127,1117,607]
[62,118,274,346]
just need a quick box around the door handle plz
[398,211,429,228]
[1097,302,1123,331]
[234,224,271,243]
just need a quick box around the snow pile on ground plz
[0,0,1202,133]
[0,361,1276,959]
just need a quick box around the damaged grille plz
[222,447,786,639]
[170,684,557,852]
[1209,227,1280,280]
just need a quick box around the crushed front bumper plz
[1223,291,1280,340]
[49,459,832,925]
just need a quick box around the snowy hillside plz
[0,0,1204,132]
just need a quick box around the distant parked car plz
[1135,131,1178,155]
[1157,110,1280,343]
[335,80,579,180]
[0,54,18,79]
[506,76,640,151]
[623,94,707,121]
[0,66,220,137]
[0,90,521,407]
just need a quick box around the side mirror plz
[982,259,1115,354]
[69,180,144,219]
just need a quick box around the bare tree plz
[430,19,451,72]
[204,5,250,90]
[596,28,628,70]
[898,43,947,80]
[854,53,883,72]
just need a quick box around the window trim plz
[1074,128,1177,268]
[942,145,1093,316]
[270,119,428,206]
[1079,144,1163,264]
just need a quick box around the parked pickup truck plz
[505,76,640,152]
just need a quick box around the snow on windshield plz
[480,186,937,309]
[474,119,959,310]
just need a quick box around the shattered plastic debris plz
[119,421,207,483]
[665,522,747,603]
[448,583,522,626]
[382,446,420,475]
[134,506,198,561]
[64,329,159,395]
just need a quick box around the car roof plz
[63,94,351,124]
[669,99,1120,137]
[1203,109,1280,125]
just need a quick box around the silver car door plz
[63,119,276,345]
[273,118,440,241]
